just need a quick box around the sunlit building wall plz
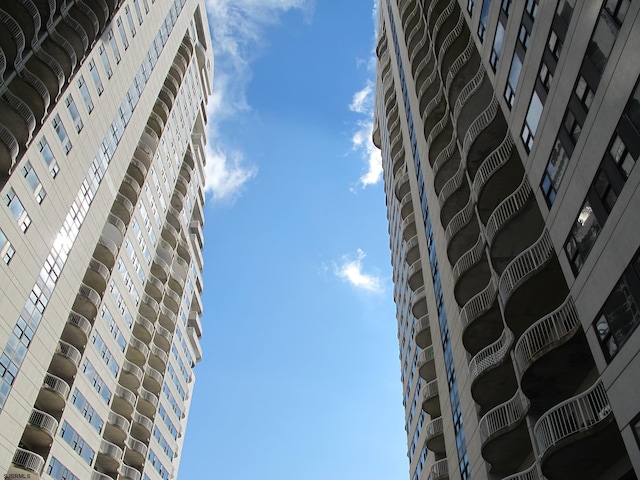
[0,0,211,478]
[374,1,640,479]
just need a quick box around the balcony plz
[408,259,424,291]
[108,213,127,239]
[513,296,593,414]
[84,258,110,296]
[11,448,44,475]
[469,327,516,412]
[143,365,163,394]
[50,340,81,380]
[429,458,449,480]
[120,174,141,205]
[154,324,172,351]
[104,411,130,446]
[164,288,181,314]
[418,345,436,382]
[23,408,58,447]
[145,272,164,303]
[126,336,149,368]
[534,381,624,480]
[395,172,410,202]
[162,222,179,249]
[140,293,160,321]
[402,212,417,243]
[137,386,159,418]
[62,310,92,350]
[159,305,177,331]
[412,286,427,318]
[425,416,445,454]
[501,462,544,480]
[133,315,154,345]
[421,379,440,417]
[119,464,142,480]
[119,360,143,391]
[73,283,101,321]
[405,234,420,265]
[460,278,502,356]
[112,192,134,227]
[131,411,153,441]
[92,470,115,480]
[188,312,203,339]
[152,255,171,282]
[149,344,168,371]
[112,384,136,418]
[96,439,123,473]
[37,373,69,412]
[124,436,147,466]
[94,235,119,270]
[499,231,567,339]
[479,389,531,473]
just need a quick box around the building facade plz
[374,1,640,479]
[0,0,211,479]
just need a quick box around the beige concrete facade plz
[0,0,212,478]
[374,1,640,479]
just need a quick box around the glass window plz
[505,53,522,108]
[65,95,83,133]
[107,29,121,64]
[21,161,46,204]
[98,44,112,78]
[133,0,144,24]
[52,114,71,153]
[5,188,31,232]
[521,91,543,151]
[125,5,136,36]
[478,0,491,40]
[117,17,129,49]
[565,199,601,275]
[490,22,505,70]
[540,136,570,206]
[0,228,14,264]
[88,59,104,95]
[76,75,93,114]
[586,8,621,77]
[595,257,640,361]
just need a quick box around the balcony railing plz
[534,381,611,459]
[479,389,530,442]
[469,327,513,383]
[501,462,545,480]
[513,296,579,380]
[12,448,44,474]
[429,458,449,480]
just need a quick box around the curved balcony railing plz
[444,197,474,243]
[432,130,457,177]
[422,82,444,132]
[132,411,154,435]
[120,360,143,385]
[485,176,531,246]
[501,462,545,480]
[431,0,456,49]
[421,379,439,415]
[56,340,81,366]
[472,132,514,201]
[1,89,36,141]
[49,27,78,70]
[460,276,497,331]
[119,464,142,480]
[28,408,58,437]
[446,34,475,96]
[479,388,530,442]
[139,386,159,409]
[430,458,449,480]
[409,19,429,68]
[513,296,580,380]
[125,435,148,458]
[42,372,70,399]
[534,381,611,459]
[438,151,465,206]
[418,345,436,381]
[99,439,124,461]
[463,96,499,156]
[437,10,464,70]
[453,65,485,124]
[426,107,450,149]
[469,327,514,383]
[413,41,435,87]
[498,230,553,305]
[0,123,19,171]
[452,233,485,282]
[426,416,444,443]
[0,10,26,63]
[78,282,102,312]
[92,470,113,480]
[12,448,44,474]
[67,310,92,338]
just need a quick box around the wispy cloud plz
[333,249,383,294]
[349,1,382,190]
[203,0,314,202]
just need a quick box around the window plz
[565,199,601,275]
[52,114,71,153]
[37,136,59,177]
[21,161,46,203]
[47,457,80,480]
[594,251,640,361]
[88,59,104,95]
[467,0,474,15]
[505,53,522,107]
[107,29,121,63]
[117,17,129,49]
[540,136,570,206]
[501,0,512,15]
[65,95,83,133]
[98,44,112,78]
[563,109,582,146]
[521,91,543,151]
[5,188,31,232]
[76,75,93,114]
[575,76,595,110]
[59,421,95,465]
[478,0,491,40]
[133,0,144,24]
[125,5,136,36]
[490,22,505,70]
[0,228,14,264]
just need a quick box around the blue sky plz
[178,1,408,479]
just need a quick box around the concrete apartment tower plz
[374,1,640,479]
[0,0,211,478]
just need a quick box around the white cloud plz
[349,1,383,189]
[334,249,383,294]
[203,0,314,202]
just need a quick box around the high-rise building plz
[0,0,211,478]
[374,1,640,479]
